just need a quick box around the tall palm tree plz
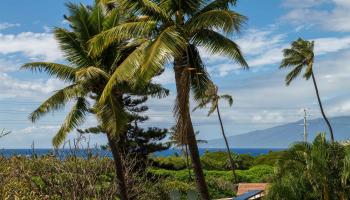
[89,1,248,198]
[193,83,238,184]
[21,2,165,199]
[280,38,334,143]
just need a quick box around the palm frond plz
[193,29,248,68]
[192,99,209,112]
[89,2,106,34]
[98,41,150,105]
[187,10,246,34]
[102,7,121,29]
[75,66,111,81]
[97,96,129,138]
[197,0,237,14]
[286,64,303,85]
[77,126,104,134]
[118,0,171,22]
[139,25,187,82]
[29,84,84,122]
[88,21,156,56]
[52,97,89,147]
[65,2,92,42]
[188,45,212,102]
[280,53,305,68]
[207,99,218,116]
[22,62,76,82]
[303,63,313,80]
[133,83,169,98]
[54,28,94,67]
[220,94,233,106]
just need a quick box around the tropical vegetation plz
[0,0,348,199]
[22,2,167,199]
[266,134,350,200]
[89,1,248,199]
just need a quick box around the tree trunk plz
[217,105,238,183]
[184,144,192,181]
[107,134,129,200]
[311,72,334,143]
[174,65,210,200]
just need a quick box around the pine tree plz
[119,95,169,162]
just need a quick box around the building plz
[234,183,268,200]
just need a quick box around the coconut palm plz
[280,38,334,143]
[193,83,238,184]
[21,2,166,200]
[266,134,350,200]
[89,1,248,198]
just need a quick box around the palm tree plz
[266,134,350,200]
[280,38,334,143]
[89,1,248,198]
[193,83,238,184]
[21,2,165,199]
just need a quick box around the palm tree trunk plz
[184,144,192,181]
[174,65,210,200]
[311,72,334,143]
[216,105,238,183]
[107,134,129,200]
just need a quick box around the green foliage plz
[0,155,275,199]
[266,134,350,200]
[152,156,187,170]
[0,156,172,200]
[201,151,231,170]
[152,151,281,171]
[253,150,285,166]
[163,181,196,196]
[149,165,272,199]
[149,165,273,184]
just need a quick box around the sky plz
[0,0,350,148]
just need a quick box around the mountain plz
[202,116,350,148]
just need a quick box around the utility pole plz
[303,109,308,142]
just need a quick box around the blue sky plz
[1,0,350,148]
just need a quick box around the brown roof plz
[237,183,268,195]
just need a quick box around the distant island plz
[203,116,350,148]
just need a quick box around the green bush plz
[151,155,187,170]
[253,150,285,166]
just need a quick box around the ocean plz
[0,148,284,158]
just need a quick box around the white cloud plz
[201,25,350,77]
[0,22,20,30]
[0,124,106,149]
[0,32,62,61]
[314,36,350,55]
[282,0,350,32]
[236,29,286,56]
[18,125,60,134]
[283,0,328,8]
[0,73,66,99]
[252,111,285,124]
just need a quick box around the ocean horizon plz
[0,148,285,158]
